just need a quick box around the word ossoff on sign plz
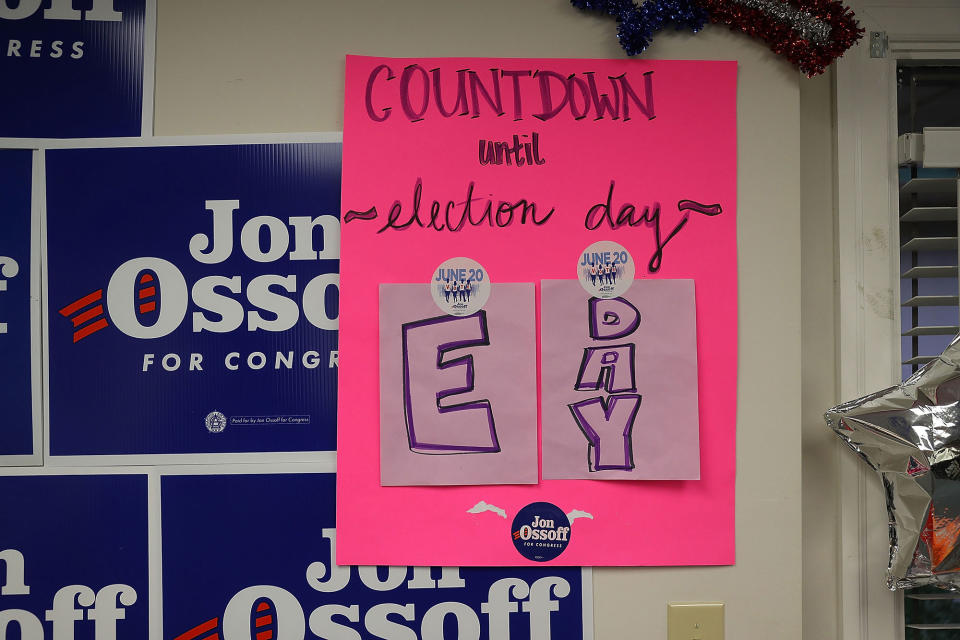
[58,200,341,342]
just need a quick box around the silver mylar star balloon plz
[826,335,960,590]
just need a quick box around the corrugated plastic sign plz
[45,142,341,459]
[0,0,149,138]
[161,471,591,640]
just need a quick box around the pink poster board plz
[380,283,538,486]
[338,55,737,566]
[540,279,699,480]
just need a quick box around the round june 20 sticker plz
[431,257,490,316]
[511,502,571,562]
[577,240,635,299]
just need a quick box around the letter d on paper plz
[401,312,500,454]
[589,297,640,340]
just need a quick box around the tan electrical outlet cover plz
[667,602,724,640]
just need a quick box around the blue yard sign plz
[0,473,149,639]
[0,149,37,462]
[0,0,149,138]
[45,141,341,459]
[161,471,591,640]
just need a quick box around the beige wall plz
[155,1,808,637]
[800,70,840,640]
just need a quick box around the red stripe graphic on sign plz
[252,599,277,640]
[59,289,110,342]
[72,319,109,343]
[173,617,218,640]
[71,305,104,327]
[174,600,280,640]
[137,272,158,319]
[58,289,102,317]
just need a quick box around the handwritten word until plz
[478,132,546,167]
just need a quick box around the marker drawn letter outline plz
[568,394,641,472]
[574,343,637,394]
[588,296,640,341]
[401,311,501,454]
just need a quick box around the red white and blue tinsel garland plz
[571,0,864,77]
[701,0,863,76]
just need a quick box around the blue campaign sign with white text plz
[0,0,147,138]
[0,149,35,459]
[45,143,341,458]
[161,472,588,640]
[0,474,149,639]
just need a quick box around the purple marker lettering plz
[401,312,500,454]
[569,394,641,471]
[574,343,637,393]
[588,297,640,340]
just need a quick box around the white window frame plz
[836,2,960,639]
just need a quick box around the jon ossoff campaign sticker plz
[512,502,572,562]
